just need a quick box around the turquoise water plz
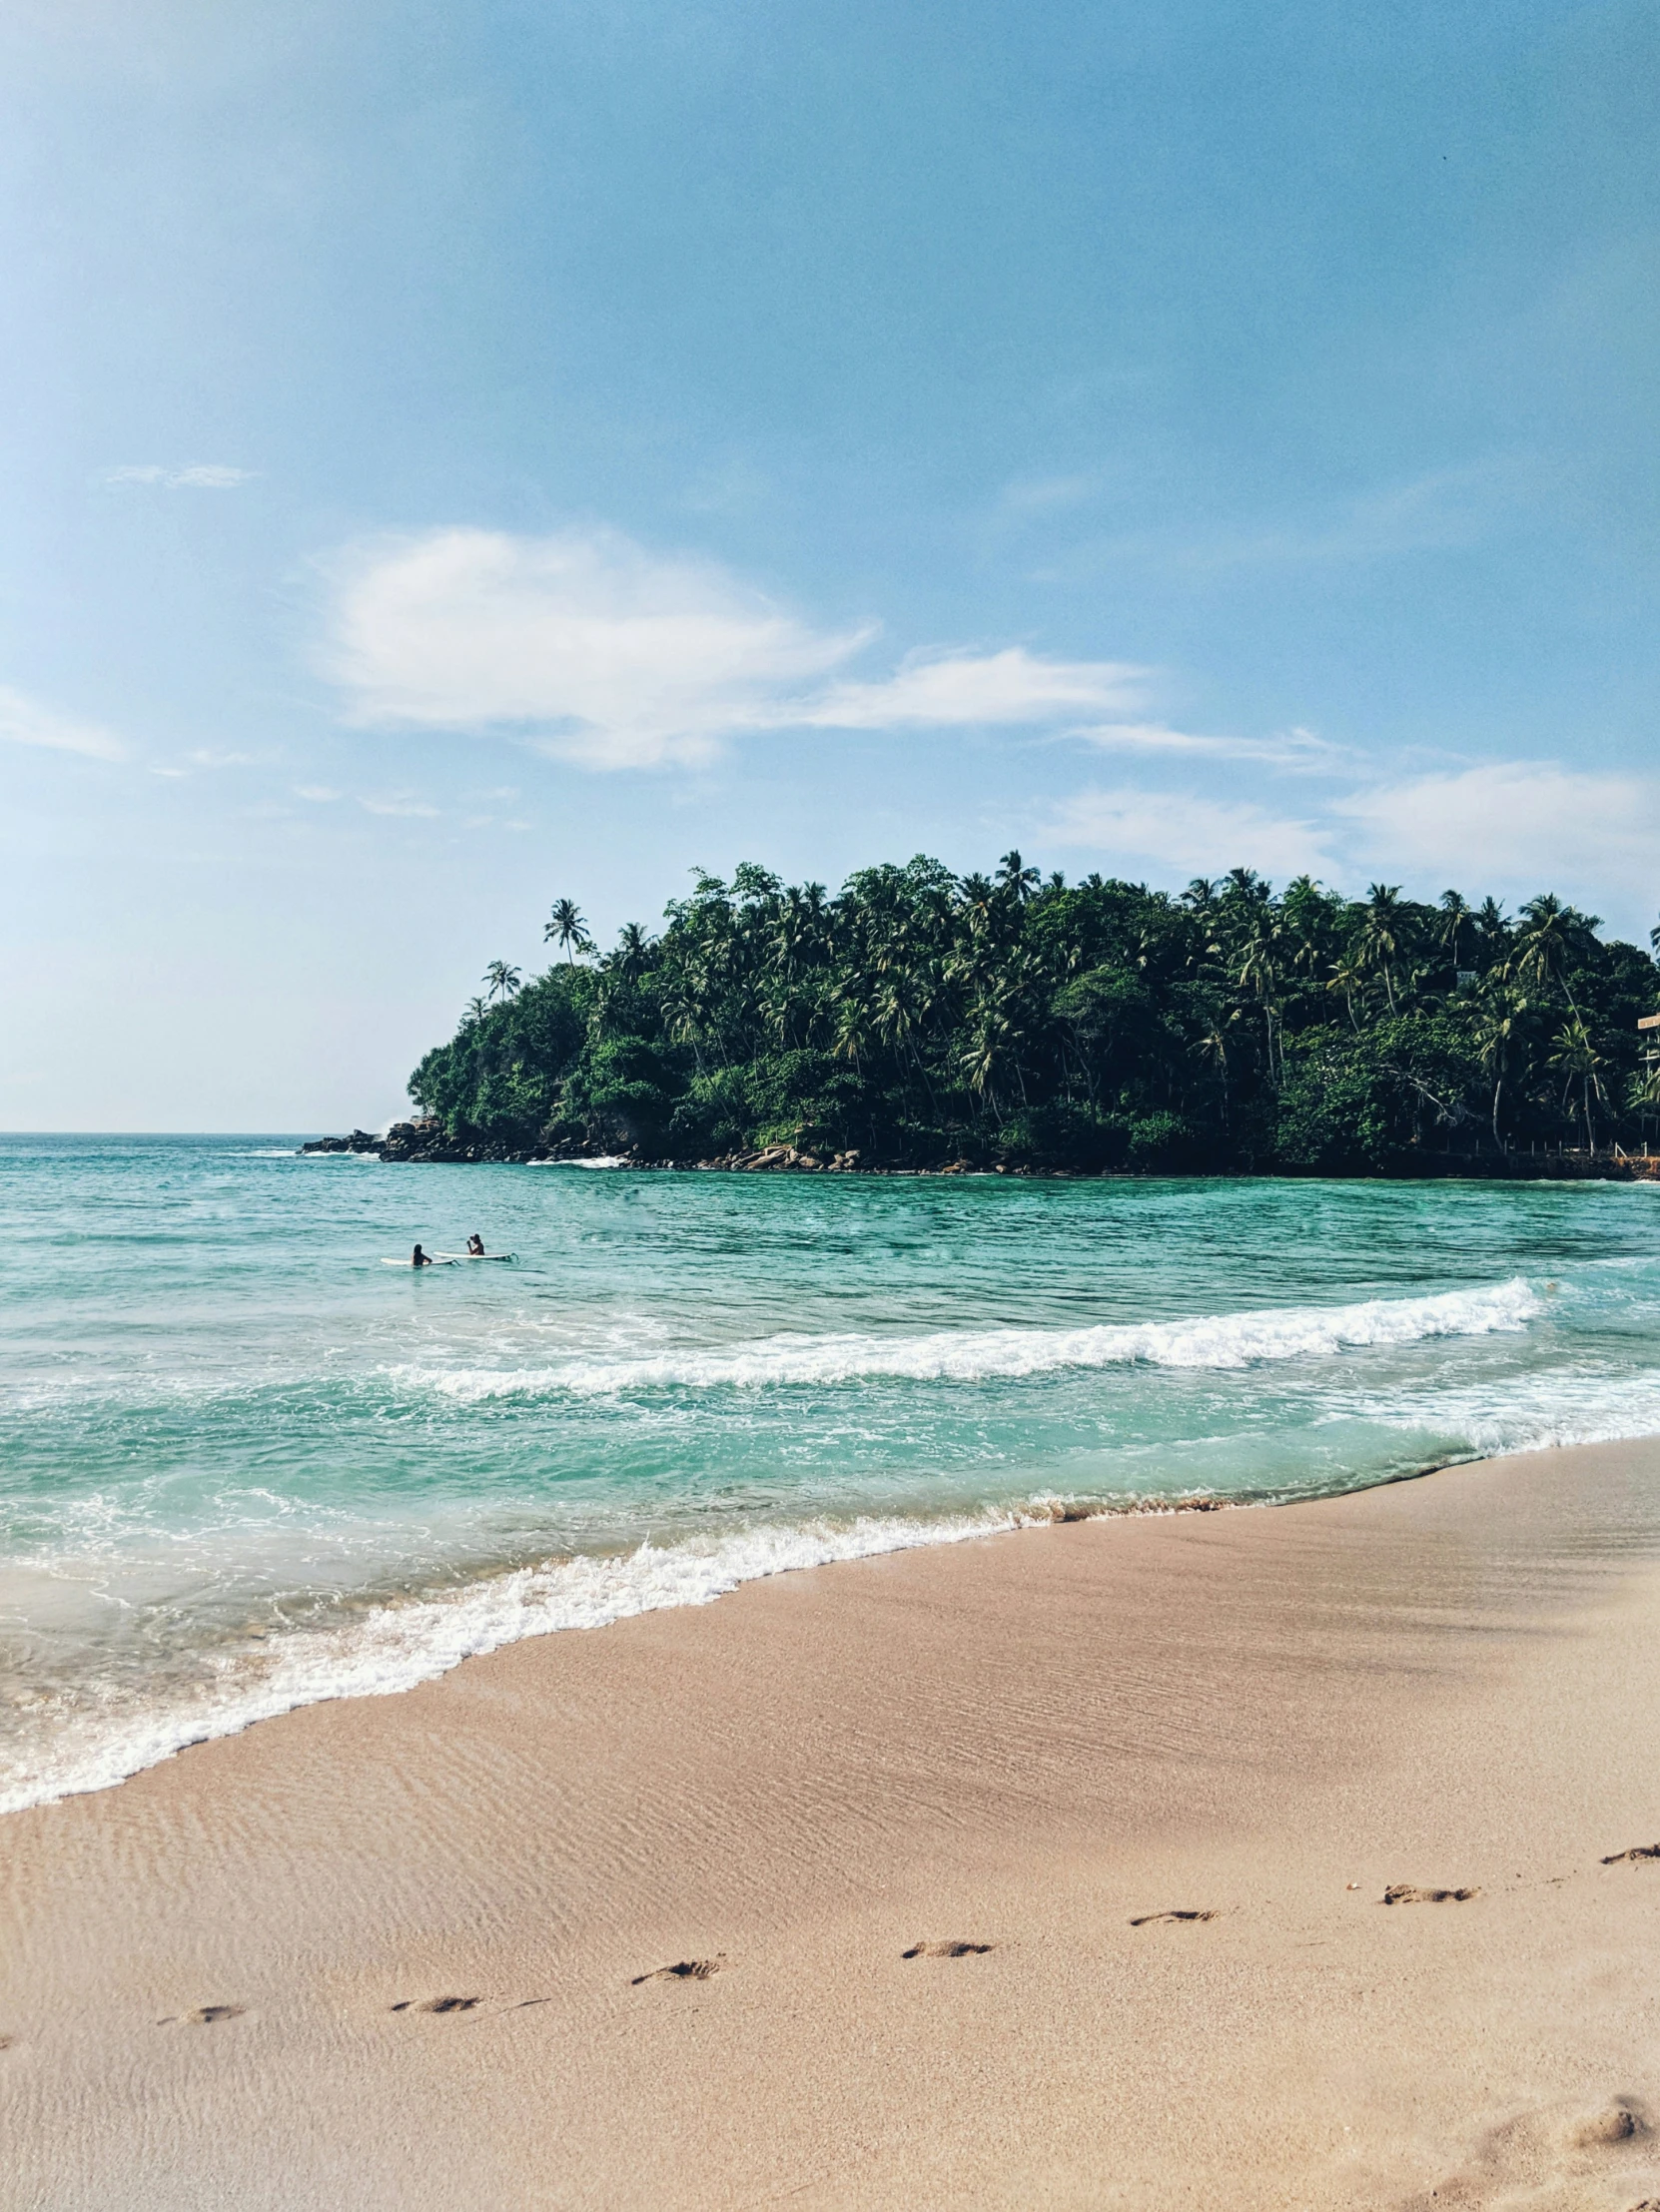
[6,1134,1660,1813]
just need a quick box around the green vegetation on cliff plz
[408,857,1660,1171]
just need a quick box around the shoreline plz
[9,1434,1660,2206]
[0,1485,1362,1821]
[303,1121,1660,1181]
[0,1339,1566,1825]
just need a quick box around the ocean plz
[5,1132,1660,1816]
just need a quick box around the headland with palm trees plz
[392,856,1660,1175]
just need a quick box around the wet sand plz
[6,1438,1660,2209]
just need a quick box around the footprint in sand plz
[1381,1883,1479,1904]
[630,1958,725,1985]
[1427,2094,1652,2202]
[1602,1843,1660,1865]
[391,1995,482,2014]
[902,1940,994,1958]
[160,2004,246,2025]
[1566,2101,1647,2148]
[1129,1909,1219,1926]
[1433,2087,1655,2212]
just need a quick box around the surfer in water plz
[412,1243,434,1267]
[466,1233,485,1256]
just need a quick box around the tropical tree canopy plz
[407,858,1660,1170]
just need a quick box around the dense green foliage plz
[409,858,1660,1171]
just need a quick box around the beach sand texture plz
[6,1438,1660,2209]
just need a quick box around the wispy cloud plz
[0,684,125,761]
[1000,472,1099,514]
[106,463,256,489]
[294,784,343,802]
[798,648,1146,730]
[1199,462,1523,569]
[358,794,440,818]
[1068,720,1345,770]
[1045,458,1539,586]
[323,525,868,769]
[322,525,1148,768]
[1044,787,1333,879]
[1337,761,1660,901]
[1037,756,1660,927]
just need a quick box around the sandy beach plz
[6,1437,1660,2209]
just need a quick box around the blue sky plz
[1,0,1655,1127]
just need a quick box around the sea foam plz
[401,1277,1542,1403]
[0,1505,1041,1816]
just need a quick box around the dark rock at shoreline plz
[299,1119,546,1165]
[300,1129,382,1154]
[299,1123,1660,1184]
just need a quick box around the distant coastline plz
[321,855,1660,1179]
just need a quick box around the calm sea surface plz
[5,1134,1660,1812]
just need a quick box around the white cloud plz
[106,463,255,488]
[170,464,255,488]
[359,794,440,818]
[323,525,869,769]
[1046,787,1334,880]
[1069,720,1344,770]
[294,784,343,802]
[0,685,125,761]
[1338,761,1660,899]
[1191,463,1513,569]
[1000,472,1098,513]
[321,525,1149,768]
[798,647,1145,730]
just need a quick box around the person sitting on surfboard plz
[412,1243,433,1267]
[466,1233,485,1256]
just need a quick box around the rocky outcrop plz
[296,1122,1660,1182]
[300,1120,548,1164]
[299,1128,382,1154]
[693,1144,862,1172]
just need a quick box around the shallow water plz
[5,1134,1660,1812]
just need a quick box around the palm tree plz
[1473,898,1510,968]
[607,921,651,979]
[1196,1016,1235,1127]
[1352,884,1408,1014]
[1547,1015,1606,1152]
[1236,926,1282,1080]
[996,850,1040,905]
[661,977,709,1075]
[1472,983,1528,1149]
[962,987,1019,1106]
[1280,876,1335,1000]
[462,995,488,1027]
[1438,891,1473,976]
[544,898,594,965]
[1511,894,1595,1015]
[1223,866,1266,904]
[957,872,997,938]
[830,978,874,1069]
[483,961,521,1003]
[1626,1062,1660,1144]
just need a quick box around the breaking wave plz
[1,1505,1043,1815]
[402,1277,1542,1403]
